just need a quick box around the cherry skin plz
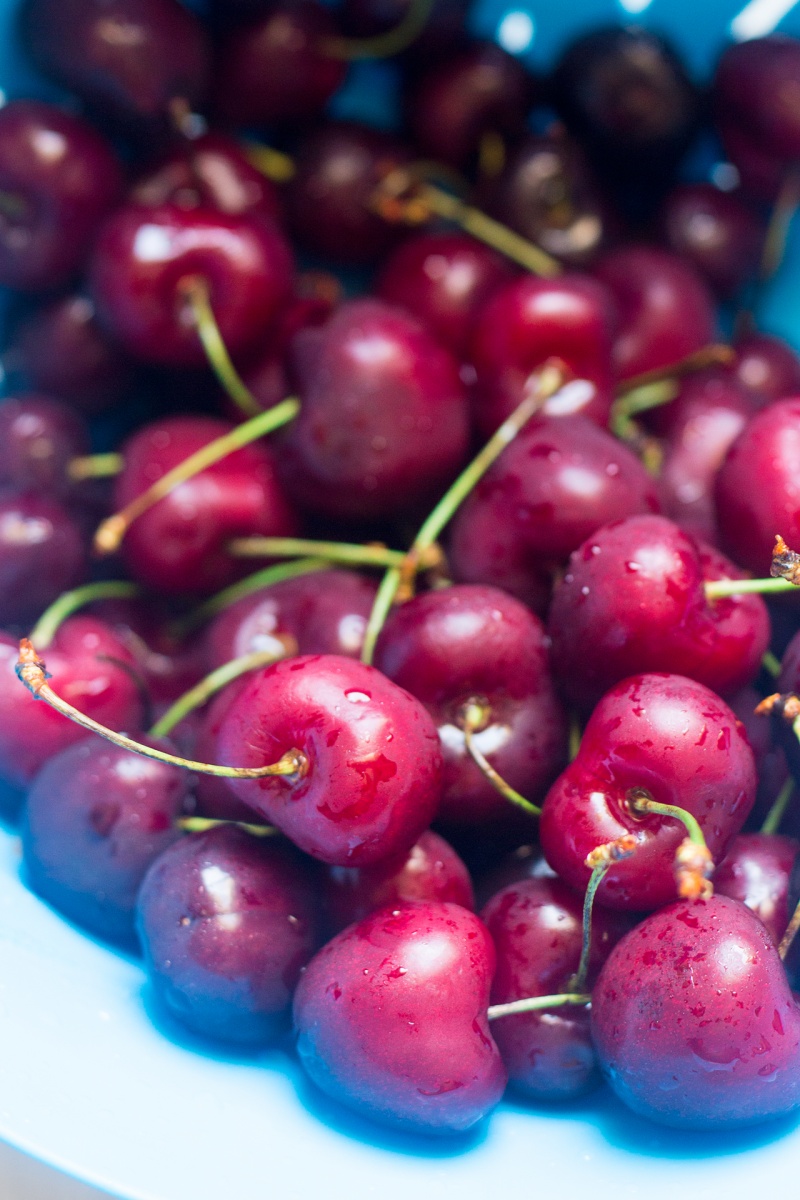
[0,395,88,499]
[192,679,259,825]
[323,829,474,934]
[19,0,211,138]
[376,232,514,358]
[22,735,190,946]
[113,415,296,596]
[212,1,346,128]
[714,833,800,946]
[0,616,145,789]
[373,584,568,825]
[216,654,443,866]
[0,100,122,292]
[715,398,800,575]
[448,414,661,614]
[733,332,800,408]
[593,246,716,382]
[293,900,506,1133]
[468,274,617,438]
[714,37,800,172]
[658,183,763,300]
[547,515,771,712]
[204,568,378,670]
[89,203,294,367]
[591,894,800,1129]
[0,490,86,627]
[481,877,630,1100]
[277,299,469,522]
[539,673,757,910]
[137,826,320,1044]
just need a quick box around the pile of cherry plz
[10,0,800,1142]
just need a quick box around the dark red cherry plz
[137,827,319,1043]
[481,877,630,1100]
[714,833,800,946]
[0,100,122,292]
[192,679,258,824]
[376,232,514,357]
[448,415,661,614]
[286,122,412,265]
[113,415,296,595]
[89,595,207,706]
[714,37,800,169]
[594,246,716,382]
[212,1,346,128]
[405,41,534,171]
[547,515,770,712]
[0,490,86,627]
[0,616,144,789]
[323,829,473,934]
[293,901,506,1133]
[277,299,469,521]
[592,895,800,1128]
[733,332,800,408]
[539,673,757,910]
[715,398,800,574]
[468,274,617,438]
[374,584,568,825]
[658,183,763,300]
[19,0,211,138]
[205,568,377,670]
[90,203,293,367]
[22,735,189,945]
[0,395,88,498]
[216,654,443,866]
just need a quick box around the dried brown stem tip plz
[675,837,714,900]
[584,832,641,870]
[15,637,49,695]
[771,534,800,585]
[755,692,800,721]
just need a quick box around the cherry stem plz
[628,789,704,845]
[178,275,263,418]
[66,452,125,482]
[570,834,640,994]
[322,0,434,59]
[227,536,411,570]
[628,787,714,900]
[763,651,782,679]
[459,699,541,818]
[614,344,735,398]
[15,638,306,781]
[173,558,331,638]
[29,581,141,650]
[360,362,567,664]
[569,717,582,761]
[609,379,679,440]
[779,893,800,960]
[760,166,800,284]
[149,645,296,739]
[241,141,296,184]
[487,992,591,1021]
[705,577,798,599]
[761,776,795,836]
[93,397,300,556]
[176,816,279,837]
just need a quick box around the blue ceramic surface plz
[5,1,800,1196]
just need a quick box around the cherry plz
[481,876,629,1100]
[205,568,377,670]
[89,595,207,706]
[591,894,800,1128]
[0,491,86,627]
[474,844,556,908]
[19,0,211,138]
[337,0,467,68]
[111,415,296,595]
[286,122,412,265]
[137,826,320,1043]
[293,900,506,1132]
[376,232,514,358]
[404,41,534,171]
[373,584,568,825]
[715,398,800,575]
[212,1,347,128]
[448,414,660,614]
[539,673,756,910]
[733,333,800,408]
[0,395,88,498]
[468,274,617,438]
[323,829,473,934]
[729,686,789,827]
[215,654,443,866]
[22,734,189,946]
[547,515,770,712]
[717,117,784,203]
[192,679,258,824]
[714,833,800,946]
[714,37,800,174]
[594,246,716,383]
[277,299,469,521]
[0,616,144,789]
[89,202,294,367]
[0,100,122,292]
[658,183,763,300]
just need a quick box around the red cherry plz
[0,395,88,498]
[715,37,800,169]
[0,490,86,627]
[592,894,800,1128]
[714,833,800,946]
[215,654,443,866]
[539,673,756,910]
[89,595,207,706]
[658,183,762,299]
[733,332,800,407]
[293,901,506,1132]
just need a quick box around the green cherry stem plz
[67,452,126,482]
[779,892,800,960]
[178,275,263,418]
[613,344,735,398]
[763,651,782,679]
[569,833,641,994]
[705,577,799,600]
[486,992,592,1021]
[176,816,279,837]
[609,379,679,441]
[172,558,331,638]
[761,776,796,836]
[227,536,411,570]
[29,581,141,650]
[93,397,300,556]
[322,0,434,59]
[627,787,714,900]
[460,700,541,818]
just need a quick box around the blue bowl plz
[4,2,800,1196]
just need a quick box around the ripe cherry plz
[0,491,86,627]
[0,395,88,499]
[714,37,800,176]
[714,833,800,946]
[733,332,800,407]
[658,183,763,299]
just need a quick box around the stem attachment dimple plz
[627,787,714,900]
